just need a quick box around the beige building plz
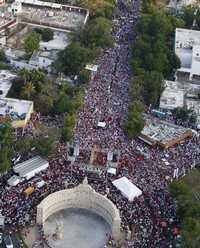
[139,116,192,149]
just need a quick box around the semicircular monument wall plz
[36,183,121,240]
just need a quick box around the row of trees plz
[54,1,116,141]
[0,124,14,173]
[123,1,183,138]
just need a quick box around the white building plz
[175,28,200,80]
[160,79,200,123]
[160,80,185,110]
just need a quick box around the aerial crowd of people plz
[1,0,200,248]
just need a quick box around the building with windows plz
[160,80,200,123]
[175,28,200,81]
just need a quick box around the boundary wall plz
[37,182,121,240]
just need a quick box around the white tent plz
[112,177,142,202]
[85,64,98,72]
[7,175,21,186]
[107,167,116,175]
[97,121,106,128]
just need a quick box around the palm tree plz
[19,68,30,84]
[22,81,35,99]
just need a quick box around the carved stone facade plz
[37,180,121,240]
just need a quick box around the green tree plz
[0,124,14,173]
[56,42,92,76]
[173,107,191,122]
[79,0,116,19]
[22,81,35,99]
[54,94,72,114]
[80,17,114,48]
[24,32,41,54]
[15,137,33,155]
[77,69,91,84]
[181,5,195,28]
[0,148,12,173]
[35,28,54,42]
[34,136,55,157]
[0,49,7,62]
[61,126,74,142]
[142,71,164,107]
[123,101,145,138]
[35,93,54,114]
[0,124,14,148]
[61,114,77,141]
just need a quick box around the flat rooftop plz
[18,0,88,31]
[160,80,185,110]
[0,70,16,98]
[175,28,200,50]
[0,97,33,121]
[140,115,192,146]
[14,156,48,177]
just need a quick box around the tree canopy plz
[79,17,113,49]
[55,42,92,76]
[78,0,116,19]
[123,101,145,138]
[170,169,200,248]
[24,32,41,54]
[0,124,14,173]
[35,28,54,42]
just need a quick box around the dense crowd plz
[1,0,200,248]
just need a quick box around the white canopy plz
[112,177,142,202]
[7,175,21,186]
[107,167,116,175]
[85,64,98,72]
[97,121,106,128]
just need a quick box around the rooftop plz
[13,156,48,177]
[0,97,33,121]
[17,0,88,31]
[175,28,200,78]
[160,80,185,110]
[140,115,192,147]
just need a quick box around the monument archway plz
[37,178,121,240]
